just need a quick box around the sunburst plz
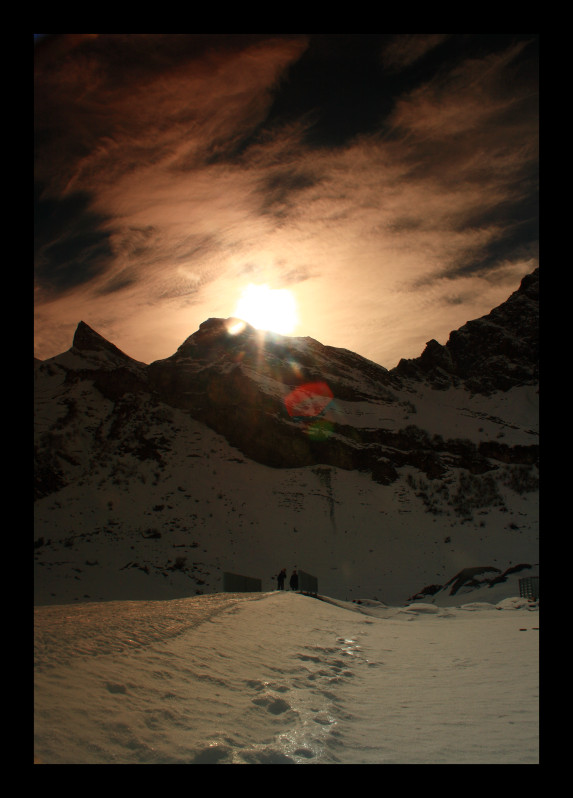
[233,284,298,335]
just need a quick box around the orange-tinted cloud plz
[34,34,538,368]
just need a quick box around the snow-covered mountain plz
[34,270,539,606]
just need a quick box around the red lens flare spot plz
[284,381,334,419]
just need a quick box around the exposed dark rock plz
[393,269,538,394]
[444,566,502,595]
[72,320,140,363]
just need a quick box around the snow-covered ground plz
[34,590,539,764]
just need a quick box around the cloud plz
[34,35,538,369]
[380,34,450,71]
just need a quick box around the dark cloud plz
[258,168,322,218]
[34,184,113,296]
[94,272,138,297]
[258,35,394,149]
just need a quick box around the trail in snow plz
[34,592,539,764]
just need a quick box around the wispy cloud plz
[34,34,538,368]
[380,33,450,71]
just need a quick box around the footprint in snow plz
[251,695,293,716]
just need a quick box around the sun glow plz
[233,284,298,335]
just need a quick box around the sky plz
[34,34,539,369]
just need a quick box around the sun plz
[233,284,298,335]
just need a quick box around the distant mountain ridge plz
[34,270,539,605]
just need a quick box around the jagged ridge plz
[394,269,538,393]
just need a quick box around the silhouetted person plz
[277,568,286,590]
[289,570,299,591]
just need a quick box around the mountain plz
[34,270,539,606]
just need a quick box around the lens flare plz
[285,382,334,419]
[306,418,334,441]
[227,319,247,336]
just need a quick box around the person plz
[289,569,299,591]
[277,568,286,590]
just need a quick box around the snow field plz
[34,591,539,764]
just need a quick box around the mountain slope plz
[34,270,539,605]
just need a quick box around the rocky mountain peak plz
[393,268,539,393]
[178,317,253,349]
[71,321,146,368]
[170,317,265,368]
[73,320,123,354]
